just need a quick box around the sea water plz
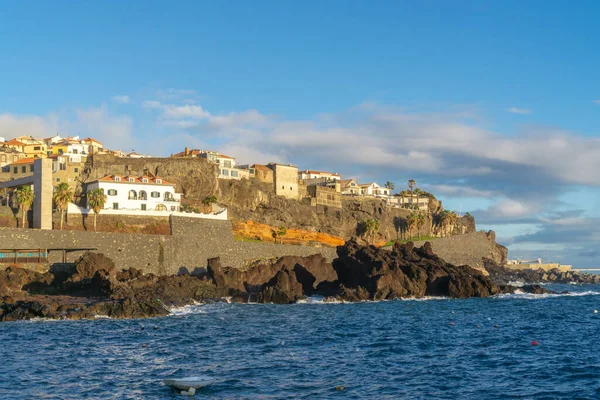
[2,284,600,399]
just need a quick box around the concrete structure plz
[50,155,84,190]
[307,185,342,208]
[504,263,572,272]
[86,174,182,212]
[0,217,338,273]
[6,137,48,158]
[340,179,360,195]
[244,164,274,183]
[359,182,390,197]
[0,158,53,229]
[270,163,299,199]
[67,202,228,220]
[393,194,430,211]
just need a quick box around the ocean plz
[2,284,600,399]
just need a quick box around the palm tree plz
[408,179,416,207]
[87,188,107,232]
[415,212,426,239]
[364,218,380,244]
[414,188,422,211]
[15,185,34,228]
[384,181,395,193]
[202,195,218,213]
[53,182,73,230]
[407,212,419,240]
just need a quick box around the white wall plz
[68,202,228,220]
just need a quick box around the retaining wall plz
[0,216,337,274]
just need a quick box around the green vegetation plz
[15,185,34,228]
[383,235,438,247]
[363,218,381,244]
[53,182,73,230]
[384,181,395,191]
[276,226,288,243]
[87,188,107,232]
[202,195,218,213]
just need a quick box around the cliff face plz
[82,155,219,205]
[81,159,476,244]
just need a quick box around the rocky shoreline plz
[0,240,594,321]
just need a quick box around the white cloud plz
[426,184,498,198]
[143,100,162,109]
[0,105,134,152]
[594,100,600,105]
[111,95,131,104]
[507,107,532,114]
[163,104,210,119]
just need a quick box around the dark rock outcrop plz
[484,258,600,285]
[326,239,501,301]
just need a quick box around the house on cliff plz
[86,173,182,213]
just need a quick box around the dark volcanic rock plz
[326,239,500,301]
[483,258,599,285]
[207,254,336,303]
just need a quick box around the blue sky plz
[2,1,600,267]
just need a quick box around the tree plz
[415,212,426,238]
[276,226,287,244]
[384,181,395,192]
[15,185,34,228]
[406,212,417,240]
[87,188,107,232]
[364,218,380,244]
[408,179,416,207]
[414,188,422,211]
[53,182,73,230]
[202,196,218,213]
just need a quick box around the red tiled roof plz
[10,157,36,165]
[218,154,235,159]
[252,164,272,172]
[82,137,102,144]
[97,174,175,186]
[4,139,26,147]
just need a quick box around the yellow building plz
[5,138,48,158]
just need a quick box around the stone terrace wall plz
[413,230,508,268]
[0,216,337,275]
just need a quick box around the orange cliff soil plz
[232,220,345,247]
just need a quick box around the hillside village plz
[0,136,466,244]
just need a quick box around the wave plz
[169,302,207,316]
[494,290,600,300]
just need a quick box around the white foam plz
[494,290,600,300]
[169,302,207,316]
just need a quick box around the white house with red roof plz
[85,173,182,213]
[299,169,341,181]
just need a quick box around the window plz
[221,169,229,176]
[74,168,79,173]
[223,160,232,168]
[249,168,255,174]
[21,166,26,173]
[142,178,148,183]
[58,149,64,155]
[141,204,146,211]
[139,191,147,200]
[156,179,162,184]
[33,146,40,151]
[60,164,66,171]
[13,167,17,174]
[282,185,284,189]
[29,165,34,172]
[155,204,167,211]
[112,203,119,210]
[128,177,135,183]
[72,149,78,154]
[231,170,238,177]
[56,178,60,182]
[151,191,160,198]
[290,186,293,190]
[164,192,173,201]
[128,190,137,200]
[107,189,117,196]
[170,206,177,211]
[0,155,6,162]
[115,176,121,182]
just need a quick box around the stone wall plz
[0,216,337,274]
[413,230,508,268]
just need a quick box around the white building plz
[359,182,390,197]
[299,169,341,181]
[86,174,181,212]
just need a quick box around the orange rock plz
[232,220,345,247]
